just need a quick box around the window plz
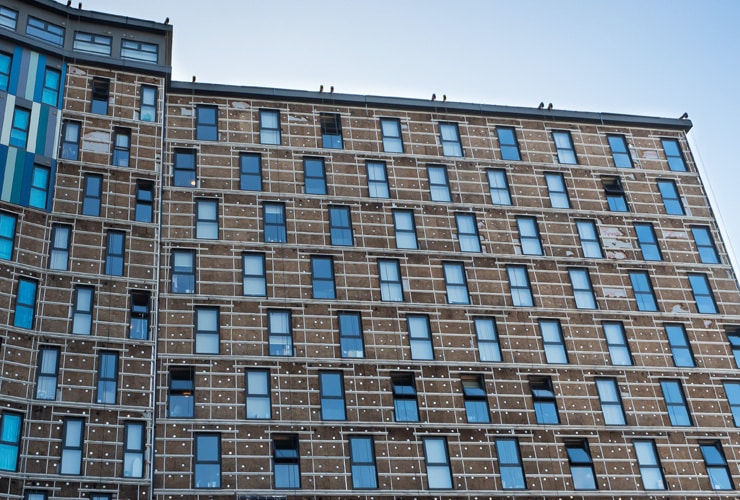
[407,314,433,360]
[391,373,419,422]
[634,223,662,261]
[657,179,684,215]
[575,220,602,258]
[120,40,158,63]
[171,250,195,294]
[530,377,559,424]
[320,113,343,149]
[268,309,293,356]
[487,169,512,205]
[49,224,71,270]
[0,7,17,30]
[378,259,403,302]
[35,346,58,400]
[362,161,390,201]
[565,440,597,490]
[455,213,480,252]
[725,382,740,426]
[0,52,11,91]
[73,31,112,55]
[195,105,218,141]
[729,329,740,367]
[462,375,489,423]
[259,109,281,144]
[602,321,632,366]
[507,265,534,307]
[662,138,687,172]
[439,122,463,157]
[173,149,196,187]
[123,421,145,478]
[660,379,692,426]
[245,369,271,419]
[700,442,734,490]
[607,135,633,168]
[112,129,130,167]
[692,226,720,264]
[349,436,378,489]
[168,368,194,418]
[497,126,521,161]
[311,256,336,299]
[603,176,628,212]
[24,494,47,500]
[427,165,451,202]
[60,121,81,161]
[516,216,543,255]
[90,78,109,115]
[423,437,453,489]
[195,199,218,239]
[14,278,37,329]
[41,67,60,106]
[0,213,16,260]
[135,181,154,223]
[71,286,94,335]
[130,292,150,340]
[29,166,47,209]
[474,317,502,362]
[629,271,658,312]
[689,273,718,314]
[26,17,64,46]
[595,378,626,425]
[495,438,526,490]
[380,117,403,153]
[552,130,577,164]
[338,312,365,358]
[304,157,326,195]
[194,434,220,488]
[140,85,157,122]
[9,107,30,148]
[82,174,102,216]
[665,324,695,367]
[539,319,568,364]
[0,412,22,472]
[273,434,300,488]
[633,440,666,490]
[195,307,219,354]
[544,172,571,209]
[392,209,418,249]
[263,202,287,243]
[105,230,125,276]
[443,261,469,304]
[90,495,109,500]
[329,206,353,246]
[569,268,597,309]
[96,350,117,404]
[60,418,84,475]
[239,153,262,191]
[319,371,346,420]
[242,252,266,297]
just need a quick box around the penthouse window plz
[0,212,16,260]
[195,307,219,354]
[391,373,419,422]
[392,209,418,249]
[495,438,526,490]
[61,121,81,160]
[456,213,481,252]
[634,223,662,261]
[0,7,17,30]
[595,378,626,425]
[427,165,451,202]
[14,278,37,329]
[41,67,60,106]
[633,440,666,490]
[304,157,326,194]
[130,292,150,340]
[104,230,125,276]
[378,259,403,302]
[195,199,219,239]
[380,117,403,153]
[688,273,718,314]
[408,314,433,360]
[0,411,22,472]
[320,113,343,149]
[607,134,633,168]
[565,440,597,490]
[171,250,195,294]
[700,442,734,490]
[123,421,145,478]
[112,129,131,167]
[443,261,469,304]
[474,317,502,362]
[168,368,194,418]
[0,52,11,91]
[366,161,390,198]
[242,252,267,297]
[439,122,463,157]
[692,226,720,264]
[60,418,84,475]
[516,216,542,255]
[569,268,597,309]
[140,85,157,122]
[135,181,154,223]
[603,321,632,366]
[603,176,628,212]
[487,169,512,205]
[665,323,695,367]
[497,126,521,161]
[349,436,378,489]
[329,206,353,246]
[339,312,365,358]
[660,379,692,426]
[544,172,571,208]
[268,309,293,356]
[121,40,158,64]
[657,179,684,215]
[26,17,64,46]
[194,434,220,488]
[423,437,453,489]
[173,149,196,187]
[73,32,112,55]
[49,224,70,270]
[195,105,218,141]
[245,369,271,419]
[629,271,658,312]
[71,285,94,335]
[260,109,281,145]
[552,130,577,164]
[506,265,534,307]
[82,174,102,217]
[35,346,59,400]
[273,434,300,488]
[539,319,568,364]
[263,202,287,243]
[530,377,559,424]
[662,138,687,172]
[319,371,346,420]
[462,375,490,423]
[90,78,109,115]
[576,220,603,258]
[239,153,262,191]
[95,350,118,404]
[311,256,336,299]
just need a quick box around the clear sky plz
[83,0,740,269]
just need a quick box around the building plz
[0,1,739,499]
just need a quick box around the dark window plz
[26,16,64,46]
[565,440,597,489]
[61,121,81,160]
[41,67,60,106]
[495,438,526,489]
[0,411,22,472]
[0,212,16,260]
[607,135,633,168]
[634,223,662,261]
[423,437,453,489]
[443,261,469,304]
[380,117,403,153]
[603,176,629,212]
[456,213,481,252]
[112,128,130,167]
[245,369,271,419]
[497,126,521,161]
[595,378,626,425]
[239,153,262,191]
[427,165,451,202]
[603,321,632,366]
[516,216,542,255]
[90,78,109,115]
[540,319,568,364]
[35,346,58,400]
[242,252,267,297]
[319,371,346,420]
[688,273,718,314]
[59,418,84,475]
[195,199,219,239]
[135,181,154,223]
[73,31,111,55]
[9,107,30,148]
[49,224,70,270]
[391,373,419,422]
[629,271,658,312]
[660,379,692,426]
[569,268,597,309]
[268,309,293,356]
[173,149,196,187]
[665,324,695,367]
[104,230,125,276]
[462,375,489,423]
[82,174,102,216]
[311,256,336,299]
[304,157,326,195]
[488,169,512,205]
[0,52,12,91]
[366,161,390,198]
[633,440,666,490]
[530,377,559,424]
[71,285,94,335]
[544,172,571,208]
[194,434,221,488]
[263,202,286,243]
[130,292,150,340]
[576,220,602,258]
[552,130,577,164]
[195,307,219,354]
[657,180,684,215]
[168,368,194,418]
[96,350,118,404]
[260,109,281,145]
[349,436,378,489]
[195,105,218,141]
[378,259,403,302]
[474,317,502,362]
[320,113,343,149]
[392,209,417,249]
[407,314,433,360]
[339,312,364,358]
[700,442,734,490]
[329,206,353,246]
[507,265,534,307]
[439,122,463,157]
[120,40,158,63]
[140,85,157,122]
[273,434,300,488]
[122,421,145,478]
[662,138,687,172]
[692,226,720,264]
[171,250,195,294]
[14,278,37,329]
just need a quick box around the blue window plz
[304,157,326,194]
[380,117,403,153]
[319,371,346,420]
[629,271,658,312]
[662,138,687,172]
[660,379,692,426]
[633,440,666,490]
[130,292,150,340]
[26,17,64,46]
[576,220,602,258]
[30,165,50,210]
[14,278,37,329]
[497,127,521,161]
[349,436,378,489]
[320,113,343,149]
[366,161,390,198]
[427,165,451,201]
[595,378,626,425]
[443,261,469,304]
[487,169,512,205]
[82,174,102,217]
[95,350,118,404]
[73,31,112,55]
[105,230,125,276]
[196,199,219,239]
[462,375,489,423]
[552,130,577,164]
[260,109,281,145]
[634,223,662,261]
[9,107,30,148]
[392,209,417,249]
[41,67,60,106]
[391,373,419,422]
[0,7,17,30]
[196,105,218,141]
[603,177,628,212]
[71,285,94,335]
[603,321,632,366]
[540,319,568,364]
[474,317,502,362]
[423,437,453,489]
[439,122,463,157]
[729,329,740,367]
[273,434,300,488]
[311,256,336,299]
[507,265,534,307]
[35,346,58,400]
[135,181,154,223]
[168,368,194,417]
[544,172,570,208]
[243,252,266,297]
[657,180,684,215]
[61,121,81,160]
[90,78,109,114]
[689,274,718,314]
[339,312,364,358]
[607,135,633,168]
[692,226,719,264]
[171,250,195,294]
[496,438,526,490]
[565,440,597,490]
[0,52,11,91]
[407,314,433,360]
[724,381,740,426]
[0,212,16,260]
[173,149,196,187]
[456,213,480,252]
[140,85,157,122]
[195,307,219,354]
[112,129,130,167]
[665,324,695,367]
[329,206,353,246]
[123,421,145,478]
[239,153,262,191]
[700,442,734,490]
[60,418,84,475]
[121,40,158,63]
[263,202,286,243]
[569,268,597,309]
[378,259,403,302]
[268,309,293,356]
[245,369,271,419]
[0,412,22,472]
[516,216,542,255]
[530,377,559,424]
[194,434,221,488]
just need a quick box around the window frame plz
[660,379,692,426]
[0,7,17,31]
[544,172,571,209]
[462,374,490,423]
[82,173,102,217]
[59,417,84,475]
[60,120,81,161]
[104,230,125,276]
[239,153,262,191]
[607,134,633,168]
[565,439,597,490]
[168,368,194,418]
[443,261,470,304]
[665,323,695,367]
[31,166,51,207]
[516,216,543,255]
[0,51,10,92]
[193,433,221,489]
[135,180,154,223]
[140,85,157,122]
[14,278,37,329]
[455,213,481,252]
[71,285,94,335]
[195,198,219,240]
[552,130,577,164]
[173,149,196,187]
[329,205,353,246]
[378,259,403,302]
[130,292,150,340]
[427,164,452,202]
[407,314,433,360]
[26,16,64,46]
[349,436,378,489]
[423,437,454,489]
[122,421,145,479]
[320,113,343,149]
[691,226,720,264]
[603,321,633,366]
[634,222,662,261]
[439,122,463,157]
[268,309,293,357]
[121,40,158,63]
[366,160,390,198]
[259,109,281,145]
[112,128,130,167]
[700,441,734,490]
[569,268,597,309]
[576,220,603,258]
[530,377,559,424]
[0,411,22,472]
[273,434,301,489]
[497,126,521,161]
[41,67,60,106]
[724,381,740,426]
[603,176,629,212]
[539,319,568,364]
[474,317,502,362]
[506,265,534,307]
[73,31,111,55]
[95,350,118,404]
[633,440,667,490]
[662,138,687,172]
[338,311,365,359]
[303,156,327,195]
[319,371,346,421]
[90,78,109,115]
[380,117,403,153]
[35,346,59,400]
[657,179,685,215]
[49,224,70,270]
[391,373,419,422]
[194,306,220,355]
[242,252,267,297]
[0,212,16,260]
[9,106,30,148]
[595,377,626,426]
[688,273,718,314]
[629,271,658,312]
[392,209,418,250]
[245,369,271,420]
[495,438,526,490]
[195,105,218,141]
[171,249,195,294]
[263,202,287,243]
[311,255,336,299]
[487,168,512,205]
[729,329,740,368]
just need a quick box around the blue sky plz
[86,0,740,268]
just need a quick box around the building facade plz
[1,1,740,499]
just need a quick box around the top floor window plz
[196,105,218,141]
[260,109,281,145]
[380,118,403,153]
[26,17,64,46]
[497,127,521,161]
[439,122,463,157]
[320,113,343,149]
[662,138,687,172]
[121,40,158,63]
[552,130,577,164]
[0,7,17,30]
[73,31,112,55]
[608,135,633,168]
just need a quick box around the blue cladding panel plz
[32,53,46,103]
[8,47,21,95]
